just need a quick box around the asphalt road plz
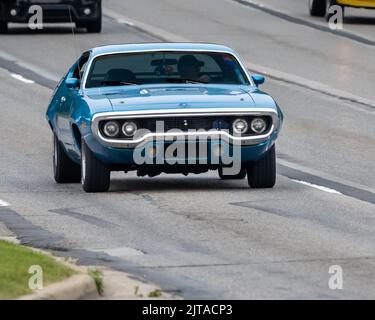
[255,0,375,41]
[0,0,375,299]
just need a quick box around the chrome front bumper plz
[91,108,281,148]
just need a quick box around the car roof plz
[89,43,237,56]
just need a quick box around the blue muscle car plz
[46,43,283,192]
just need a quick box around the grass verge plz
[88,268,104,296]
[0,240,76,299]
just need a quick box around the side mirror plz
[252,74,265,86]
[66,77,80,88]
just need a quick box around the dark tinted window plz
[85,51,250,88]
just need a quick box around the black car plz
[0,0,102,33]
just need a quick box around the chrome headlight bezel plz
[250,117,267,134]
[232,118,249,135]
[103,121,120,138]
[122,121,138,137]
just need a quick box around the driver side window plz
[72,54,89,80]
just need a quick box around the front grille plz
[140,117,230,132]
[43,9,71,20]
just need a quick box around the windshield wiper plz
[165,78,208,84]
[101,80,139,86]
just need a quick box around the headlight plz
[103,121,120,137]
[83,8,92,15]
[122,121,138,136]
[250,118,267,134]
[232,118,248,134]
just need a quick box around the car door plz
[57,54,89,146]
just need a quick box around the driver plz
[177,55,210,83]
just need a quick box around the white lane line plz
[0,48,60,83]
[116,18,135,27]
[10,73,35,84]
[291,179,342,195]
[0,199,10,207]
[279,158,375,194]
[103,8,135,26]
[103,8,187,42]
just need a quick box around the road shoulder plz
[1,221,175,300]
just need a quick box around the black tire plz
[0,21,8,34]
[85,18,102,33]
[309,0,326,17]
[325,0,344,21]
[218,167,247,180]
[84,1,102,33]
[81,139,110,192]
[247,145,276,188]
[53,134,81,183]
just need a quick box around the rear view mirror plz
[252,74,265,86]
[66,77,80,88]
[151,59,178,66]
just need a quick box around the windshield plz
[85,51,250,88]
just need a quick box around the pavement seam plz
[0,49,58,89]
[140,255,375,269]
[278,164,375,206]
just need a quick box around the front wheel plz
[76,17,102,33]
[0,21,8,34]
[80,1,102,33]
[309,0,326,17]
[247,145,276,188]
[53,134,81,183]
[81,139,110,192]
[85,17,102,33]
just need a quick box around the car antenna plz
[68,7,81,81]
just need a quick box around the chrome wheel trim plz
[53,136,58,175]
[81,149,86,185]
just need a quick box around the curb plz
[19,274,98,300]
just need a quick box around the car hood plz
[86,85,259,113]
